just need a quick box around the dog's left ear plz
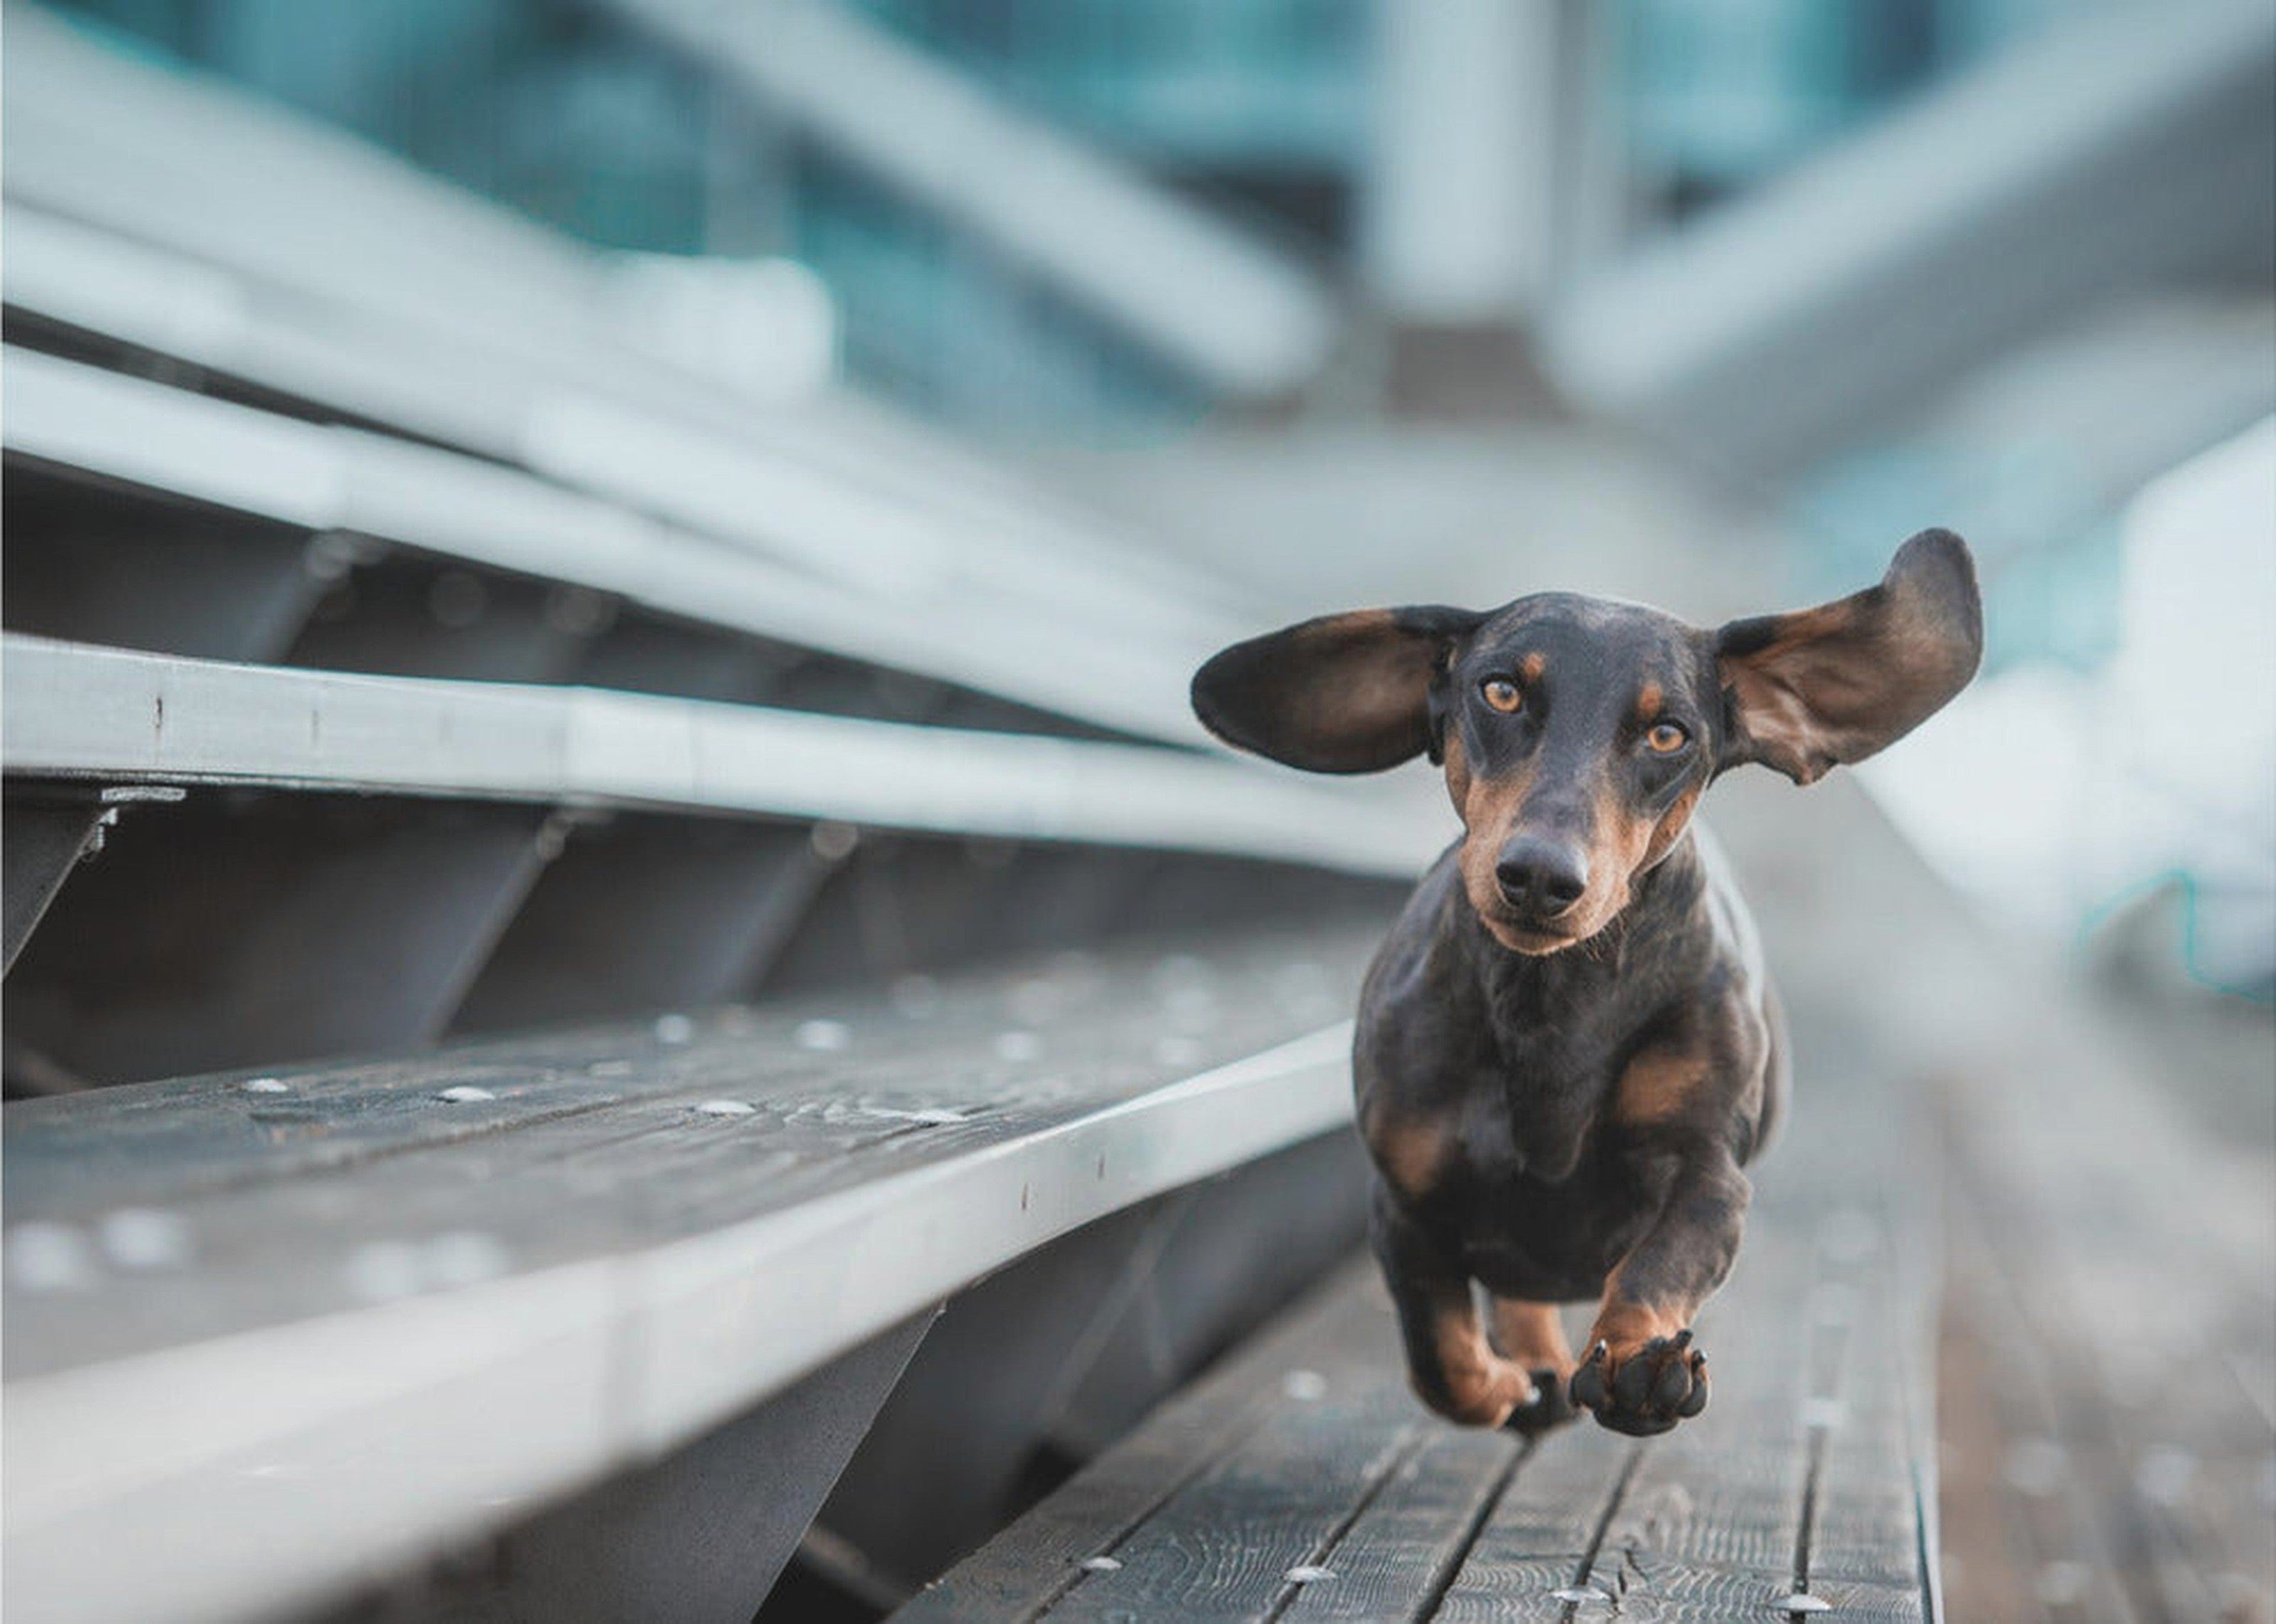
[1191,605,1485,773]
[1715,529,1983,785]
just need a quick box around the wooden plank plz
[897,1093,1928,1624]
[1596,1210,1928,1602]
[893,1258,1391,1623]
[3,920,1376,1213]
[1931,1226,2071,1622]
[1429,1222,1804,1620]
[1421,1431,1635,1624]
[1546,1568,1929,1623]
[4,1030,1380,1624]
[4,923,1379,1377]
[1709,770,2276,1619]
[1040,1380,1422,1623]
[1272,1428,1520,1624]
[1434,1017,1936,1621]
[4,908,1392,1624]
[1708,768,2272,1624]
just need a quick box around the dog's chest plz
[1475,1016,1628,1182]
[1439,1093,1657,1299]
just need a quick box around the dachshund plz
[1190,531,1981,1435]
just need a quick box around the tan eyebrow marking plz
[1519,651,1546,683]
[1636,682,1664,721]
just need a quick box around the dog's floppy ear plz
[1715,529,1983,785]
[1191,606,1485,773]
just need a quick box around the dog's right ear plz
[1190,606,1485,773]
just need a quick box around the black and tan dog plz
[1191,530,1981,1436]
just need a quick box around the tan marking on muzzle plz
[1551,778,1703,943]
[1446,736,1540,950]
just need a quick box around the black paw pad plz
[1568,1334,1709,1436]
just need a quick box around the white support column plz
[1361,0,1567,324]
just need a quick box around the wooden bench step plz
[1,635,1437,875]
[3,635,1423,1086]
[1,923,1376,1624]
[4,9,1248,663]
[2,345,1213,743]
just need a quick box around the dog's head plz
[1191,530,1981,954]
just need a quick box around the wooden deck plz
[1721,774,2276,1624]
[894,934,1943,1624]
[892,772,2276,1624]
[1931,990,2276,1623]
[2,922,1385,1624]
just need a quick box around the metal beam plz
[2,789,107,981]
[450,815,843,1034]
[605,0,1336,396]
[2,785,184,980]
[0,637,1447,878]
[1540,0,2276,477]
[5,794,558,1083]
[454,1313,937,1624]
[4,461,332,664]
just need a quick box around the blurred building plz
[27,0,2276,992]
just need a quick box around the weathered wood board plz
[4,922,1375,1380]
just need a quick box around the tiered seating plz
[1,16,1440,1623]
[5,929,1383,1624]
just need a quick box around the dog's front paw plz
[1502,1367,1580,1436]
[1569,1330,1708,1436]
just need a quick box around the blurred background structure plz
[28,0,2271,997]
[4,2,2271,1622]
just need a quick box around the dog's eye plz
[1645,722,1689,754]
[1481,678,1523,714]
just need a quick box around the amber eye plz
[1645,722,1690,754]
[1481,678,1523,714]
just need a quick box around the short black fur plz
[1190,532,1981,1437]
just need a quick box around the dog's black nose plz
[1497,838,1589,918]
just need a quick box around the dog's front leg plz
[1489,1298,1581,1434]
[1370,1183,1533,1428]
[1572,1145,1749,1435]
